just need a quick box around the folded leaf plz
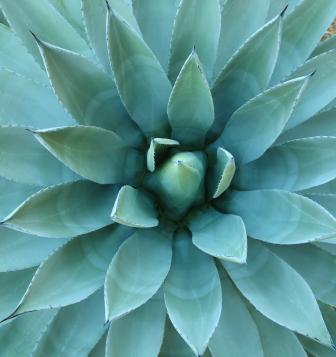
[235,137,336,191]
[106,296,166,357]
[111,185,159,228]
[168,51,214,146]
[0,127,78,186]
[164,229,222,356]
[216,190,336,244]
[188,208,247,263]
[107,8,171,137]
[209,14,283,139]
[209,277,263,357]
[214,76,310,165]
[2,181,118,238]
[146,138,179,173]
[271,0,336,83]
[34,126,145,184]
[105,229,172,321]
[222,240,332,346]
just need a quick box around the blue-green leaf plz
[105,229,172,321]
[311,34,336,57]
[89,331,107,357]
[107,8,171,137]
[108,0,140,33]
[164,229,222,356]
[267,0,303,20]
[168,51,214,146]
[216,190,336,244]
[2,181,118,238]
[222,240,332,346]
[169,0,221,82]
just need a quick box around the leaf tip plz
[280,4,289,17]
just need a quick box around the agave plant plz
[0,0,336,356]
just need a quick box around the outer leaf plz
[311,34,336,57]
[222,240,332,346]
[267,0,303,20]
[2,181,118,238]
[146,138,180,172]
[214,0,270,77]
[235,137,336,191]
[89,331,107,357]
[10,226,132,317]
[168,51,214,146]
[209,277,264,357]
[33,291,105,357]
[271,0,336,84]
[0,0,91,64]
[132,0,180,70]
[250,308,308,357]
[214,76,310,165]
[111,185,159,228]
[105,229,172,321]
[34,126,144,184]
[36,39,144,147]
[209,14,283,139]
[301,178,336,195]
[216,190,336,244]
[0,127,78,186]
[169,0,221,82]
[0,69,73,128]
[106,296,166,357]
[188,208,247,263]
[108,0,140,33]
[0,227,67,272]
[107,8,171,137]
[306,193,336,218]
[164,229,222,355]
[300,336,336,357]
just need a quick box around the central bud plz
[145,151,207,221]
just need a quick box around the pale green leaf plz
[111,185,159,228]
[267,0,303,20]
[214,76,310,165]
[107,8,171,137]
[2,181,118,238]
[207,147,236,199]
[33,290,105,357]
[164,229,222,356]
[300,336,336,357]
[216,190,336,244]
[147,138,179,173]
[108,0,140,33]
[235,137,336,191]
[214,0,270,77]
[11,225,132,317]
[311,35,336,58]
[301,178,336,195]
[89,331,107,357]
[0,127,78,186]
[250,308,308,357]
[222,240,332,346]
[209,14,283,140]
[271,0,336,84]
[132,0,180,71]
[169,0,221,82]
[106,296,166,357]
[36,40,144,147]
[34,126,145,184]
[188,208,247,263]
[105,229,172,321]
[0,69,74,128]
[306,193,336,218]
[168,51,214,146]
[209,277,263,357]
[0,227,67,272]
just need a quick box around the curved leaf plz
[34,126,145,184]
[188,208,247,263]
[36,39,144,147]
[146,138,179,172]
[164,229,222,356]
[108,0,140,33]
[0,227,67,272]
[111,186,159,228]
[216,190,336,244]
[267,0,303,20]
[235,137,336,191]
[2,181,118,238]
[106,296,166,357]
[301,178,336,195]
[209,277,264,357]
[33,291,105,357]
[0,127,78,186]
[300,336,336,357]
[89,331,107,357]
[222,240,332,346]
[209,14,283,139]
[107,8,171,137]
[311,34,336,58]
[214,76,310,165]
[168,51,214,146]
[105,229,172,321]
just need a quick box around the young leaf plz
[146,138,179,173]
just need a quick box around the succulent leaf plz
[267,0,302,20]
[89,331,108,357]
[306,193,336,221]
[311,34,336,58]
[107,0,141,34]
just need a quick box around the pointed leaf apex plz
[280,4,289,17]
[104,0,111,11]
[30,31,43,46]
